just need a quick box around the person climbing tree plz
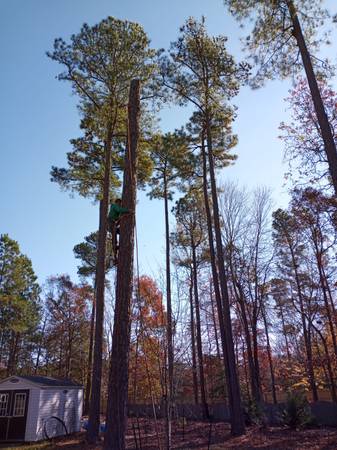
[108,198,130,262]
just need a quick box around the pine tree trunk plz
[34,317,47,374]
[7,332,20,376]
[205,122,245,436]
[323,266,337,331]
[209,283,220,361]
[163,174,173,450]
[288,244,318,402]
[87,125,114,443]
[209,282,227,399]
[314,327,337,403]
[230,265,260,405]
[201,137,228,400]
[314,244,337,358]
[287,0,337,195]
[298,296,318,401]
[191,240,209,419]
[242,339,251,402]
[104,79,140,450]
[189,268,199,405]
[251,318,261,401]
[279,302,291,362]
[84,294,96,416]
[261,303,277,404]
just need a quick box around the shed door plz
[0,390,29,441]
[0,391,10,440]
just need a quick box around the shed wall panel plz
[63,389,83,433]
[24,388,41,441]
[36,388,83,440]
[36,389,63,440]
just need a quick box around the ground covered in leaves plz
[2,419,337,449]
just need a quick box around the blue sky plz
[1,0,336,285]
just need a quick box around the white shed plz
[0,375,83,443]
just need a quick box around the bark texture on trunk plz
[104,80,140,450]
[287,0,337,195]
[84,295,96,415]
[314,327,337,403]
[87,132,113,442]
[261,303,277,404]
[191,240,209,419]
[34,317,47,374]
[163,175,173,450]
[288,243,318,402]
[7,332,20,376]
[314,245,337,359]
[201,136,228,406]
[230,267,260,405]
[189,269,199,405]
[206,123,245,436]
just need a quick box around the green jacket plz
[108,203,129,222]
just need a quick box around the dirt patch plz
[2,420,337,449]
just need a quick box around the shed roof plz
[0,375,83,388]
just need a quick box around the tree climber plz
[108,198,129,263]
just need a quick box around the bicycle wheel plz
[43,416,68,440]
